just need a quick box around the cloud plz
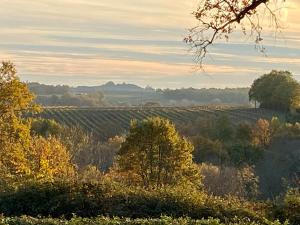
[0,0,299,88]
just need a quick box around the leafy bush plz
[0,215,288,225]
[272,188,300,225]
[0,181,265,222]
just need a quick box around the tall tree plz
[116,117,200,188]
[249,70,300,112]
[0,61,38,187]
[0,62,75,189]
[252,119,271,148]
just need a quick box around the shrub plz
[0,181,265,222]
[272,188,300,225]
[0,215,288,225]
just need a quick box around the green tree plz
[214,115,234,142]
[116,117,200,188]
[30,118,63,137]
[249,70,300,112]
[192,135,227,165]
[235,122,253,144]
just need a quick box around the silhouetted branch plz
[185,0,286,67]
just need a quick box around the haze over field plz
[0,0,300,88]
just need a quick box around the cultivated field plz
[39,106,284,140]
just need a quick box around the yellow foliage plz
[28,136,76,182]
[0,62,75,189]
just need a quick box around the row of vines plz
[39,107,284,140]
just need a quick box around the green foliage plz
[192,136,227,165]
[235,123,253,144]
[0,181,266,222]
[0,215,288,225]
[116,117,200,188]
[227,144,262,167]
[272,188,300,225]
[249,70,300,112]
[30,118,63,137]
[214,115,234,142]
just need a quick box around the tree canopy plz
[116,117,200,188]
[249,70,300,112]
[0,62,75,189]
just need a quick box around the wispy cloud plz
[0,0,299,88]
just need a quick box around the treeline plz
[28,83,106,107]
[162,87,250,105]
[35,92,106,107]
[28,70,300,109]
[28,82,251,107]
[28,82,70,95]
[0,62,299,225]
[177,116,300,199]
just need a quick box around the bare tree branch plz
[185,0,286,67]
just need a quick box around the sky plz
[0,0,300,88]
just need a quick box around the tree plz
[30,118,63,137]
[0,62,75,189]
[192,135,227,165]
[0,61,38,188]
[185,0,286,65]
[249,70,300,112]
[116,117,200,188]
[236,122,253,144]
[199,163,259,199]
[252,119,271,147]
[28,136,75,182]
[214,115,234,142]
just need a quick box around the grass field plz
[39,106,284,140]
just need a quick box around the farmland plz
[38,106,284,140]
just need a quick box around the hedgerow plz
[0,181,264,222]
[0,216,288,225]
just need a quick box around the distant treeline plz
[29,83,106,107]
[28,82,250,106]
[29,82,70,95]
[161,88,249,105]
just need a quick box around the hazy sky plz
[0,0,299,88]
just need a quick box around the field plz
[38,106,284,140]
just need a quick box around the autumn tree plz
[185,0,286,65]
[252,119,271,147]
[249,70,300,112]
[0,62,75,189]
[0,61,38,188]
[116,117,200,188]
[28,136,75,182]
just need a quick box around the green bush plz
[0,215,288,225]
[0,181,264,222]
[272,188,300,225]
